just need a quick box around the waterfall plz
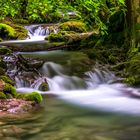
[25,24,58,40]
[14,61,140,115]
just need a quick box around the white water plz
[25,24,58,41]
[16,62,140,115]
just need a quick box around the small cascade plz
[4,53,140,115]
[13,61,140,115]
[25,24,58,40]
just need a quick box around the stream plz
[0,24,140,140]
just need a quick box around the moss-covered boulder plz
[0,23,15,39]
[0,58,7,69]
[0,80,5,91]
[24,92,43,103]
[1,21,28,40]
[0,92,6,99]
[0,68,5,75]
[0,75,14,85]
[16,92,43,103]
[39,82,49,91]
[0,47,12,55]
[124,53,140,85]
[47,31,94,44]
[59,21,87,33]
[3,83,17,97]
[12,24,28,40]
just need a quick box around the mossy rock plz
[3,83,17,97]
[0,47,12,55]
[0,67,5,75]
[124,53,140,85]
[2,21,28,40]
[59,21,86,33]
[47,31,94,44]
[0,92,6,99]
[13,19,29,24]
[13,24,28,40]
[39,82,49,91]
[0,59,7,69]
[16,93,26,99]
[0,23,15,39]
[24,92,43,103]
[47,32,66,42]
[0,76,14,85]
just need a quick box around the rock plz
[0,98,37,113]
[59,21,87,33]
[0,23,15,40]
[0,47,12,55]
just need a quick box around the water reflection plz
[0,95,140,140]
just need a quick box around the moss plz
[13,24,28,40]
[124,53,140,85]
[13,19,29,24]
[59,21,86,33]
[48,31,94,45]
[48,32,66,42]
[2,21,28,40]
[0,59,7,69]
[25,92,43,103]
[0,47,12,55]
[0,76,14,85]
[3,83,17,97]
[39,82,49,91]
[0,67,5,75]
[0,92,6,99]
[16,93,26,99]
[0,23,15,39]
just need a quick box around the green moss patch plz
[0,23,15,39]
[17,92,43,103]
[59,21,86,33]
[124,53,140,85]
[0,76,14,85]
[25,92,43,103]
[0,92,6,99]
[3,83,17,97]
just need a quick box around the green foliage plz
[0,0,126,35]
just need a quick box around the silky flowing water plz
[1,25,140,140]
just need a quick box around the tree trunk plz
[126,0,140,49]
